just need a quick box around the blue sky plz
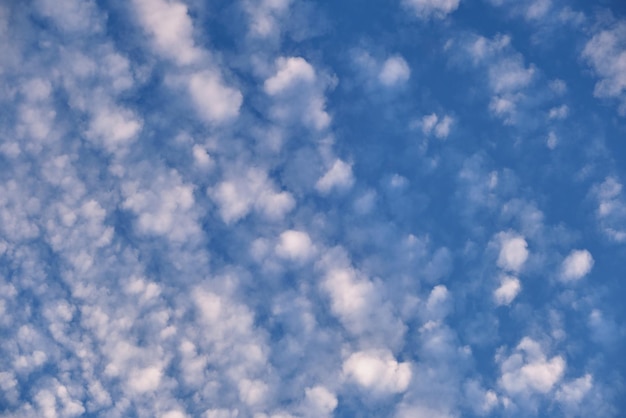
[1,0,625,416]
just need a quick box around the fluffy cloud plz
[494,275,521,306]
[420,113,454,139]
[403,0,460,19]
[497,337,566,396]
[132,0,201,65]
[582,22,626,114]
[496,232,529,273]
[342,349,412,394]
[264,57,331,130]
[210,167,295,224]
[304,386,337,416]
[122,170,201,242]
[378,55,411,86]
[556,374,593,406]
[275,230,316,263]
[188,71,243,123]
[464,34,536,123]
[243,0,292,38]
[560,249,594,282]
[315,159,354,194]
[592,176,626,242]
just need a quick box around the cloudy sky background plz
[1,0,626,416]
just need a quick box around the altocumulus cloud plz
[0,0,624,417]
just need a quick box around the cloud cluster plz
[0,0,622,417]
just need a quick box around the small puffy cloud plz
[86,104,142,152]
[275,230,316,263]
[494,275,521,306]
[238,378,269,406]
[560,249,593,282]
[126,366,162,394]
[525,0,551,20]
[489,58,535,94]
[591,176,626,241]
[205,410,239,418]
[546,131,558,149]
[548,104,569,119]
[315,159,354,194]
[403,0,461,20]
[582,22,626,113]
[210,168,295,224]
[34,0,101,33]
[304,386,337,415]
[556,374,593,407]
[188,71,243,123]
[496,232,529,273]
[425,285,452,319]
[264,57,316,95]
[420,113,454,139]
[464,34,535,123]
[498,337,566,396]
[264,57,331,130]
[162,411,187,418]
[132,0,201,65]
[192,144,215,170]
[122,171,201,242]
[464,379,499,415]
[378,55,410,86]
[342,349,412,394]
[244,0,292,38]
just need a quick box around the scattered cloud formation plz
[0,0,623,417]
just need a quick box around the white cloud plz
[275,230,316,263]
[34,0,101,33]
[556,374,593,406]
[421,113,454,139]
[188,71,243,123]
[304,386,337,416]
[592,177,626,242]
[205,410,240,418]
[342,349,412,394]
[496,232,529,273]
[264,57,331,130]
[548,104,569,119]
[582,22,626,113]
[122,170,201,242]
[425,285,452,319]
[378,56,410,86]
[317,248,406,347]
[498,337,566,396]
[525,0,551,20]
[264,57,316,95]
[127,366,163,394]
[489,58,535,94]
[403,0,461,19]
[238,378,269,406]
[86,103,142,152]
[465,34,535,123]
[132,0,201,65]
[244,0,292,38]
[494,275,521,306]
[546,131,558,149]
[192,144,215,170]
[315,159,354,194]
[560,249,593,282]
[210,168,295,224]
